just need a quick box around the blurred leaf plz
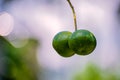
[0,36,40,80]
[73,63,120,80]
[73,63,102,80]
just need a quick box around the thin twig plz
[67,0,77,31]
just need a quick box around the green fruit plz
[68,29,96,55]
[52,31,75,57]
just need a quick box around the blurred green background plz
[0,0,120,80]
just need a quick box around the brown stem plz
[67,0,77,31]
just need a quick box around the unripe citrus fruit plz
[52,31,75,57]
[68,29,96,55]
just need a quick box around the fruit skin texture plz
[68,29,96,55]
[52,31,75,57]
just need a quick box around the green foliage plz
[73,63,101,80]
[73,63,120,80]
[0,36,39,80]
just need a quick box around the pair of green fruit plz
[52,29,97,57]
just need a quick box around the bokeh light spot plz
[0,12,14,36]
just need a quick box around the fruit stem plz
[67,0,77,31]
